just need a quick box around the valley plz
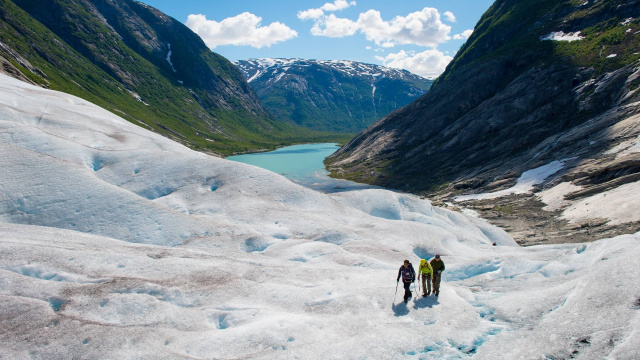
[235,58,433,133]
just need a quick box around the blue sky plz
[140,0,495,78]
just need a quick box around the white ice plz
[1,74,639,359]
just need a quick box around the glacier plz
[0,74,639,359]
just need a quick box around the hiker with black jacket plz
[397,259,416,303]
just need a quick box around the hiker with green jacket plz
[418,258,433,296]
[430,255,445,296]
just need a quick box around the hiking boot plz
[422,293,427,297]
[435,291,439,296]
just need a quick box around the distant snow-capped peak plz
[234,58,423,83]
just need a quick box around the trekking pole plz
[394,281,398,302]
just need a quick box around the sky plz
[2,73,640,359]
[140,0,495,78]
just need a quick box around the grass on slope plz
[439,0,640,86]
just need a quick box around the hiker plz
[430,255,445,296]
[397,259,416,303]
[418,258,433,296]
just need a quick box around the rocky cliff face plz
[235,59,433,133]
[327,0,640,244]
[0,0,315,154]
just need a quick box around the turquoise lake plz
[227,143,377,193]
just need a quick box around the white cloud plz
[186,13,297,49]
[310,14,358,37]
[376,49,453,79]
[443,11,456,23]
[303,7,451,48]
[298,0,357,20]
[453,29,473,40]
[358,8,451,47]
[321,0,356,12]
[298,8,325,21]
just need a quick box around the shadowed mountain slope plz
[327,0,640,244]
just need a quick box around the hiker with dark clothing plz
[430,255,445,296]
[397,259,416,303]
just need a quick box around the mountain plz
[234,58,433,133]
[2,72,640,359]
[0,0,332,155]
[326,0,640,244]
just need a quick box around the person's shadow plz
[413,295,439,309]
[392,301,410,316]
[392,294,440,316]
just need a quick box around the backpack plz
[419,259,432,275]
[402,264,415,282]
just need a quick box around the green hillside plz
[0,0,345,155]
[440,0,640,84]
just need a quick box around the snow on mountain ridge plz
[235,58,420,82]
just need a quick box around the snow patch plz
[536,181,583,212]
[166,43,177,73]
[247,70,263,82]
[274,71,286,83]
[455,160,567,202]
[540,31,584,42]
[562,181,640,225]
[606,134,640,158]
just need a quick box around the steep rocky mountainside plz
[235,58,433,133]
[327,0,640,244]
[0,0,330,155]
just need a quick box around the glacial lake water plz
[227,143,378,193]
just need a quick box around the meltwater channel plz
[227,143,378,193]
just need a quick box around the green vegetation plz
[553,17,640,74]
[494,205,515,216]
[437,0,640,87]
